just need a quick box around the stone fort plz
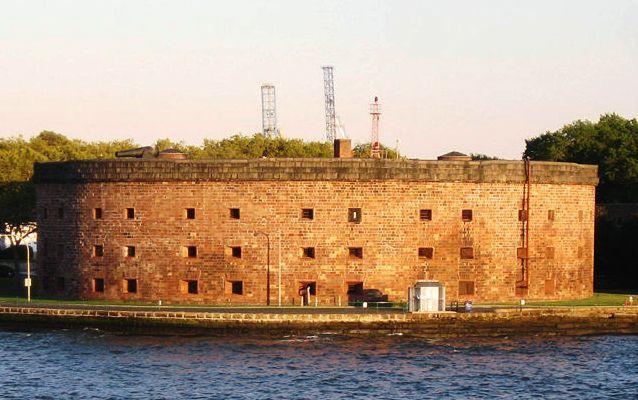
[33,140,598,305]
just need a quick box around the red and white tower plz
[370,96,381,158]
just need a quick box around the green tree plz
[524,114,638,202]
[0,182,36,281]
[0,131,136,282]
[352,143,399,159]
[470,154,500,161]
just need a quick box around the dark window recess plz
[348,208,362,223]
[126,246,136,257]
[93,278,105,293]
[458,280,475,295]
[517,247,527,259]
[418,247,434,259]
[301,208,314,220]
[58,207,64,219]
[126,208,135,219]
[349,247,363,259]
[125,278,137,294]
[93,245,104,257]
[303,247,316,258]
[186,208,196,219]
[231,281,243,295]
[186,246,197,258]
[231,246,242,258]
[56,277,65,292]
[347,282,364,295]
[43,208,48,219]
[187,280,198,294]
[94,208,103,220]
[300,282,317,296]
[230,208,240,219]
[548,210,555,221]
[420,209,432,221]
[518,210,527,221]
[460,247,474,259]
[462,209,473,221]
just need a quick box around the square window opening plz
[186,246,197,258]
[517,247,527,259]
[126,208,135,219]
[186,208,196,219]
[420,209,432,221]
[348,208,362,223]
[93,245,104,257]
[93,208,103,220]
[181,280,198,294]
[229,208,240,219]
[300,282,317,296]
[303,247,316,259]
[418,247,434,259]
[459,280,475,296]
[126,246,136,258]
[93,278,104,293]
[462,209,473,222]
[124,278,137,294]
[460,247,474,259]
[231,281,243,295]
[301,208,314,220]
[231,246,242,258]
[349,247,363,259]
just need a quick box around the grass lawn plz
[479,292,638,307]
[1,277,636,309]
[526,292,637,307]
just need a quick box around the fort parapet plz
[34,158,598,185]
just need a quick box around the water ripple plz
[0,330,636,399]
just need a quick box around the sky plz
[1,0,637,159]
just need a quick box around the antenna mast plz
[370,96,381,158]
[322,66,336,142]
[261,84,278,137]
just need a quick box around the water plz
[0,329,636,399]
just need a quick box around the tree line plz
[0,131,397,279]
[2,115,637,288]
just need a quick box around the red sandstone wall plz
[35,181,595,304]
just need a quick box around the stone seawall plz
[1,307,636,337]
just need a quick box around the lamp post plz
[254,231,271,306]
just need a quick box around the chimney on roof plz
[157,148,187,160]
[333,138,352,158]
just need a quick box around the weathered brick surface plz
[34,159,597,304]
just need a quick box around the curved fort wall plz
[33,158,598,304]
